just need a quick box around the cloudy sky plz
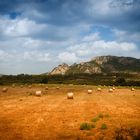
[0,0,140,74]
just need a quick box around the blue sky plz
[0,0,140,74]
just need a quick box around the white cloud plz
[92,40,137,51]
[82,32,100,42]
[67,39,138,59]
[0,49,51,63]
[88,0,112,16]
[0,16,46,38]
[0,0,139,75]
[58,52,79,64]
[0,50,14,62]
[112,29,140,42]
[23,51,50,62]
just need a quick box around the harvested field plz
[0,85,140,140]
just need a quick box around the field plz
[0,85,140,140]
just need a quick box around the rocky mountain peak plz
[48,56,140,75]
[91,55,113,65]
[50,63,69,75]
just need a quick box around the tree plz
[115,77,126,85]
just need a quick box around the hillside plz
[1,56,140,86]
[49,55,140,75]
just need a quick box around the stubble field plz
[0,84,140,140]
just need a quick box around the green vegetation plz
[101,123,107,129]
[104,114,110,118]
[102,56,140,73]
[98,113,103,118]
[80,123,92,130]
[91,117,100,122]
[80,113,110,131]
[0,73,140,86]
[0,56,140,86]
[91,113,104,122]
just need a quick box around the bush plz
[104,114,110,118]
[91,117,100,122]
[101,123,107,129]
[115,128,140,140]
[98,113,103,118]
[80,123,92,130]
[115,77,126,85]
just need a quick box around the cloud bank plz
[0,0,139,74]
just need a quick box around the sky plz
[0,0,140,74]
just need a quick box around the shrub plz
[101,123,107,129]
[104,114,110,118]
[80,123,92,130]
[91,117,100,122]
[115,128,140,140]
[27,92,33,96]
[98,113,103,118]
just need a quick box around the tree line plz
[0,73,140,86]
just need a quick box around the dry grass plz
[0,85,140,140]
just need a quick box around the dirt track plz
[0,85,140,140]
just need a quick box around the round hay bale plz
[97,87,101,92]
[35,91,42,97]
[69,84,73,86]
[56,86,59,89]
[87,89,92,94]
[12,84,15,88]
[28,85,32,88]
[112,87,115,90]
[109,88,113,92]
[20,85,23,88]
[131,88,135,91]
[67,92,74,99]
[45,86,48,90]
[2,87,8,92]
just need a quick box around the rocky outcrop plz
[50,63,69,75]
[92,55,112,65]
[49,56,140,75]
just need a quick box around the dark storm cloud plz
[0,0,139,32]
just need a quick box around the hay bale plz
[56,86,59,89]
[45,86,48,90]
[12,84,15,88]
[67,92,74,99]
[20,85,23,88]
[28,85,32,88]
[97,87,101,91]
[87,89,92,94]
[69,84,73,86]
[109,88,113,92]
[131,88,135,91]
[2,87,8,92]
[35,91,42,97]
[112,87,115,90]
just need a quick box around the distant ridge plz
[49,55,140,75]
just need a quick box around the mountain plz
[49,55,140,75]
[0,74,3,77]
[50,63,69,75]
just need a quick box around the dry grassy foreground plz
[0,85,140,140]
